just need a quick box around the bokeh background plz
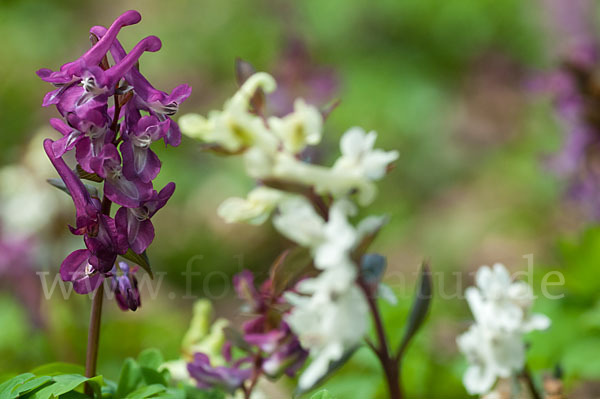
[1,0,599,397]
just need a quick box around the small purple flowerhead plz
[187,353,252,393]
[110,262,141,311]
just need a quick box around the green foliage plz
[0,372,102,399]
[310,390,336,399]
[29,364,85,378]
[397,262,433,359]
[120,250,153,279]
[0,350,222,399]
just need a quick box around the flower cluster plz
[180,70,398,390]
[160,300,230,385]
[457,264,551,395]
[187,270,308,394]
[39,10,189,308]
[536,0,600,217]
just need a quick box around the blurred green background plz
[1,0,599,397]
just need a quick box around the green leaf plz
[120,249,152,278]
[181,385,225,399]
[397,261,433,359]
[116,358,143,398]
[0,373,35,399]
[139,369,167,387]
[294,346,359,396]
[47,179,99,199]
[137,349,163,370]
[124,384,166,399]
[29,374,88,399]
[76,165,103,182]
[58,391,89,399]
[222,327,252,352]
[9,376,52,398]
[310,390,336,399]
[269,246,316,296]
[29,363,85,377]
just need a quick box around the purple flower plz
[269,38,338,117]
[537,0,600,219]
[110,262,141,311]
[90,144,154,208]
[60,249,105,295]
[37,10,142,88]
[187,353,252,393]
[0,228,45,327]
[44,139,126,286]
[233,269,264,312]
[115,182,175,254]
[262,337,308,378]
[89,25,191,147]
[120,116,167,182]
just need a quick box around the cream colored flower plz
[273,197,381,274]
[270,153,378,206]
[268,98,323,153]
[285,272,368,390]
[457,323,524,396]
[217,186,287,225]
[333,127,399,180]
[466,263,551,334]
[457,263,551,396]
[180,73,278,153]
[160,299,229,383]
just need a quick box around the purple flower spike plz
[36,11,141,85]
[115,182,175,253]
[110,262,141,311]
[40,10,187,295]
[187,353,252,394]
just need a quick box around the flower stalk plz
[358,277,402,399]
[84,196,111,395]
[522,366,542,399]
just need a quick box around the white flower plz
[217,186,287,225]
[180,73,278,153]
[273,197,382,276]
[457,324,524,395]
[266,128,397,205]
[268,98,323,153]
[457,263,551,396]
[466,263,551,333]
[285,273,369,390]
[333,127,399,180]
[271,153,378,205]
